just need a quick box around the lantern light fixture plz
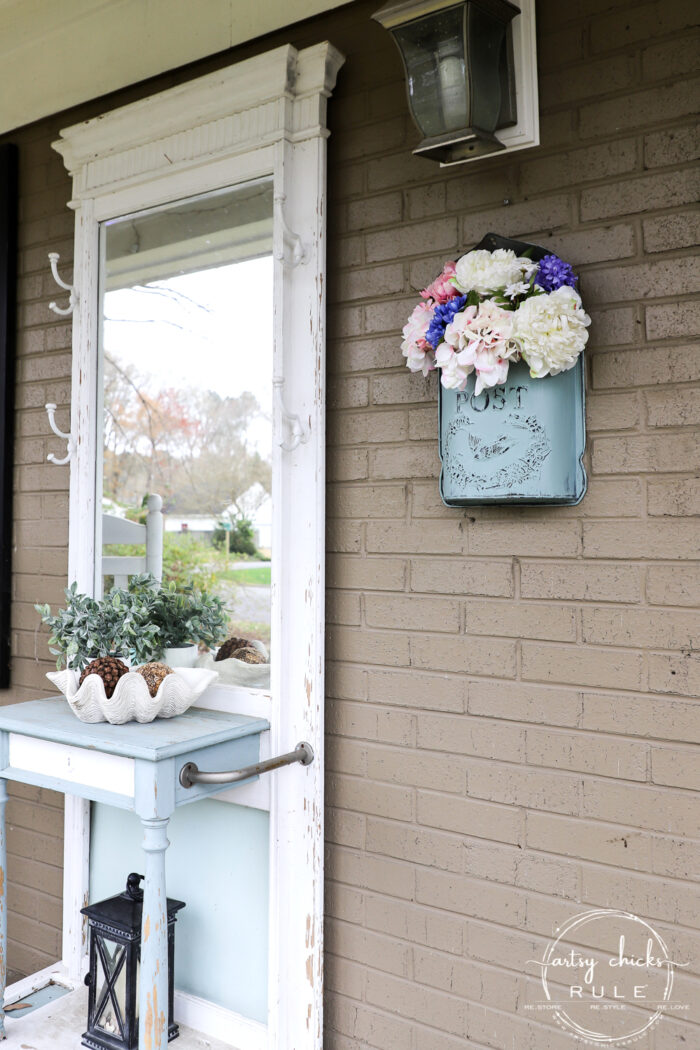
[81,873,185,1050]
[373,0,536,165]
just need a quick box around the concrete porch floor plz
[4,984,239,1049]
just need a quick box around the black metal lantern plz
[81,873,185,1050]
[373,0,520,163]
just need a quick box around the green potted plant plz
[35,575,161,671]
[147,580,228,667]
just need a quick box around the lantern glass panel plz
[394,7,468,136]
[94,936,127,1039]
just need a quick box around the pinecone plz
[79,656,129,698]
[230,646,266,665]
[136,661,173,697]
[215,636,250,662]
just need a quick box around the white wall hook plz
[48,252,78,316]
[274,378,309,452]
[273,194,308,268]
[45,403,75,465]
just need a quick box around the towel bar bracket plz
[179,741,314,789]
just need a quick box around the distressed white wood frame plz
[51,40,344,1050]
[440,0,539,166]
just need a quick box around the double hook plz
[273,195,308,269]
[273,378,309,452]
[45,403,75,465]
[48,252,78,316]
[45,252,77,463]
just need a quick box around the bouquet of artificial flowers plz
[402,242,591,396]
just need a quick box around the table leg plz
[139,816,170,1050]
[0,778,7,1040]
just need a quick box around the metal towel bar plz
[179,741,314,789]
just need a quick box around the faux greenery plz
[35,574,228,669]
[147,580,228,650]
[35,575,161,670]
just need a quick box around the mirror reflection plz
[98,181,274,685]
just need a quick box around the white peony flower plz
[512,286,591,378]
[454,249,534,296]
[435,343,470,389]
[441,299,518,393]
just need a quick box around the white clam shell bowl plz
[47,667,219,724]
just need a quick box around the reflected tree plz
[103,353,271,515]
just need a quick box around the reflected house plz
[165,516,218,541]
[162,485,272,551]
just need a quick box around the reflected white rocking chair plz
[101,493,163,590]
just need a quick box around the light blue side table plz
[0,698,269,1050]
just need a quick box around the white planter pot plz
[164,645,199,668]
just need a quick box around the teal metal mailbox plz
[439,357,586,505]
[437,232,587,506]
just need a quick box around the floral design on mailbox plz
[439,358,586,504]
[402,233,588,505]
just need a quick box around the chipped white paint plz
[3,962,72,1007]
[62,795,90,984]
[53,41,344,1049]
[4,980,241,1050]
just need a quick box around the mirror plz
[98,180,274,682]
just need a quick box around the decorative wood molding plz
[53,39,344,1050]
[53,44,344,200]
[174,990,268,1050]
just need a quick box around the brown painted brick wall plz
[322,0,699,1047]
[0,0,697,1043]
[0,111,78,980]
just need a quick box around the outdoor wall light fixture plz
[373,0,521,164]
[81,874,185,1050]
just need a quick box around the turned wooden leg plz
[139,817,170,1050]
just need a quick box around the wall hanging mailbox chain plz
[47,251,78,316]
[274,376,310,452]
[45,403,75,465]
[179,740,314,789]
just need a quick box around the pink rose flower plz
[421,262,458,304]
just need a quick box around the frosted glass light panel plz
[99,182,274,681]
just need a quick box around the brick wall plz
[322,1,699,1047]
[0,0,698,1042]
[0,113,77,979]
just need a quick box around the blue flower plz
[425,294,468,348]
[534,254,578,292]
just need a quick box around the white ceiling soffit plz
[0,0,348,136]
